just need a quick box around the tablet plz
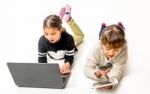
[92,78,118,89]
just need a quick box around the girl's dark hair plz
[101,24,126,49]
[43,14,62,30]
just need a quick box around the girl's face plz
[44,28,62,43]
[102,44,122,60]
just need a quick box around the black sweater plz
[38,31,77,65]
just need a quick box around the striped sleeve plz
[38,36,47,63]
[64,35,76,65]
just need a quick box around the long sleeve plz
[38,36,47,63]
[68,18,84,46]
[64,34,76,65]
[108,45,128,88]
[84,42,101,80]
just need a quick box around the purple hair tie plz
[118,22,125,30]
[99,23,106,39]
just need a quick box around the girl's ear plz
[118,22,125,30]
[60,27,66,32]
[99,23,106,39]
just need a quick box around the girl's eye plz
[106,48,111,50]
[115,49,119,51]
[106,47,111,50]
[45,33,48,35]
[51,33,55,35]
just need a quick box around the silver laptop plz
[7,62,70,89]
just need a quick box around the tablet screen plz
[92,78,118,89]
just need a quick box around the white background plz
[0,0,150,94]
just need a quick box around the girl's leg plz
[68,18,84,46]
[64,4,84,46]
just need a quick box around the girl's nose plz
[108,50,114,57]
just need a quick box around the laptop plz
[7,62,70,89]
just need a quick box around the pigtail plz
[118,22,125,30]
[99,23,106,39]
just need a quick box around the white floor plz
[0,0,150,94]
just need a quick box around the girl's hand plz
[95,68,111,78]
[60,62,71,74]
[95,71,102,78]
